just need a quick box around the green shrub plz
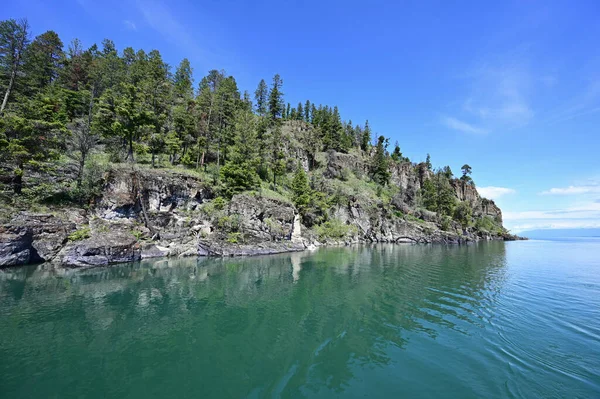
[226,232,242,244]
[217,214,241,233]
[440,216,452,231]
[131,229,145,240]
[68,227,91,241]
[315,219,356,241]
[212,196,228,211]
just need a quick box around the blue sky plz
[3,0,600,232]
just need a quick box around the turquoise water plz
[1,240,599,398]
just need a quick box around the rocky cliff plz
[0,123,519,269]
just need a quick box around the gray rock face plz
[97,167,212,219]
[324,151,369,179]
[227,193,297,242]
[198,240,305,257]
[0,230,34,267]
[451,180,503,223]
[60,233,141,268]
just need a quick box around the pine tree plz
[0,93,65,193]
[173,58,193,100]
[391,141,402,162]
[371,135,390,185]
[304,100,311,122]
[296,101,303,121]
[268,74,284,124]
[361,120,371,151]
[291,163,311,212]
[254,78,268,116]
[23,30,64,91]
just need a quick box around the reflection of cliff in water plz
[0,242,507,398]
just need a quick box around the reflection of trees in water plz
[0,242,507,398]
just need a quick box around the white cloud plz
[504,202,600,232]
[123,20,137,31]
[477,186,516,200]
[540,185,600,195]
[441,117,487,135]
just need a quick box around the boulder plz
[0,229,34,267]
[60,233,141,267]
[198,240,305,257]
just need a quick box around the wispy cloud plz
[123,20,137,31]
[441,53,536,134]
[441,117,487,135]
[136,0,207,58]
[540,185,600,195]
[545,79,600,125]
[477,186,516,200]
[504,202,600,232]
[463,63,534,127]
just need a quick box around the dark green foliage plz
[371,135,390,185]
[220,161,260,198]
[421,169,456,217]
[453,201,472,229]
[361,120,371,151]
[23,30,64,91]
[254,79,268,116]
[268,74,284,123]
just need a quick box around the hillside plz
[0,19,520,268]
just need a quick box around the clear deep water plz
[1,240,599,398]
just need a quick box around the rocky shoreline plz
[0,164,524,269]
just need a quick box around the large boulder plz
[60,233,141,268]
[0,229,34,267]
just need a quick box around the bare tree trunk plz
[0,67,17,116]
[13,163,23,194]
[127,138,134,162]
[77,155,85,188]
[0,19,28,116]
[196,97,213,170]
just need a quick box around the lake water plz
[1,240,599,398]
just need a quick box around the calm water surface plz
[1,240,599,398]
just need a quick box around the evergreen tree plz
[371,135,390,185]
[460,164,473,184]
[173,58,193,99]
[268,74,284,123]
[425,153,432,170]
[93,83,154,161]
[254,78,268,116]
[0,94,65,193]
[304,100,311,122]
[23,30,64,91]
[291,163,311,212]
[361,120,371,151]
[296,101,303,121]
[220,107,260,197]
[391,141,403,162]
